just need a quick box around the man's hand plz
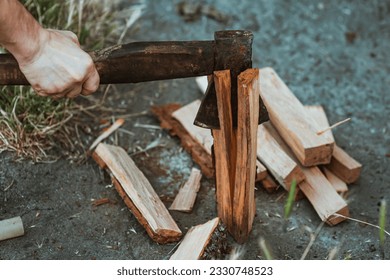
[0,0,100,99]
[18,29,100,99]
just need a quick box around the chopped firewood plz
[93,143,182,244]
[0,216,24,242]
[299,166,349,225]
[88,118,124,153]
[259,68,334,166]
[256,160,268,182]
[170,217,227,260]
[260,174,278,193]
[305,105,362,183]
[257,122,305,197]
[304,106,335,142]
[172,100,213,155]
[232,68,259,243]
[212,70,236,230]
[323,167,349,194]
[328,146,362,184]
[262,123,349,225]
[151,103,214,178]
[170,167,202,212]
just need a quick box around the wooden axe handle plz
[0,40,215,85]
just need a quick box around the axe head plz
[194,30,269,129]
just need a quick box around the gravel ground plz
[1,0,389,260]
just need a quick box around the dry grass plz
[0,0,140,162]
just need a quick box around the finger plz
[65,85,83,99]
[81,68,100,96]
[58,30,80,46]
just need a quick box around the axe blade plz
[194,30,269,129]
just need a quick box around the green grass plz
[379,199,387,246]
[0,0,120,161]
[284,179,297,219]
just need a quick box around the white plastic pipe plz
[0,216,24,241]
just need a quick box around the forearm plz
[0,0,45,62]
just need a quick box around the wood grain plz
[170,168,202,212]
[259,68,334,166]
[93,143,181,243]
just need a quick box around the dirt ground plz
[1,0,389,260]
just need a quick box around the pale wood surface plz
[232,68,259,243]
[259,68,334,166]
[304,105,362,183]
[299,166,349,225]
[212,70,235,230]
[170,168,202,212]
[170,217,220,260]
[172,99,213,155]
[323,167,349,194]
[93,143,181,243]
[257,122,305,191]
[304,105,335,142]
[0,216,24,241]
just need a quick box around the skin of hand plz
[18,29,100,99]
[0,0,100,99]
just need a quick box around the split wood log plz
[0,216,24,241]
[259,68,334,166]
[299,166,349,225]
[93,143,182,243]
[170,217,226,260]
[151,103,214,178]
[232,68,259,243]
[328,145,362,184]
[257,121,305,197]
[260,121,349,225]
[304,105,362,183]
[169,167,202,212]
[212,70,236,230]
[323,167,348,194]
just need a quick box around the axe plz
[0,30,268,129]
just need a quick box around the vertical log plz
[212,70,236,232]
[232,68,260,243]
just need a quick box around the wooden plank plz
[257,122,305,193]
[170,217,220,260]
[169,167,202,212]
[93,143,182,244]
[232,68,259,243]
[304,105,362,183]
[172,100,213,155]
[151,103,214,178]
[212,70,236,231]
[255,160,268,182]
[259,67,334,166]
[323,167,349,194]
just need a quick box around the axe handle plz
[0,40,215,85]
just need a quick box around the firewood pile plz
[93,67,362,259]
